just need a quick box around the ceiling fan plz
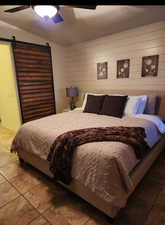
[4,5,97,24]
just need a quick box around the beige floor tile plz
[0,150,17,168]
[0,196,39,225]
[0,181,20,208]
[57,202,90,225]
[44,203,90,225]
[0,174,6,184]
[0,161,29,179]
[0,135,14,150]
[0,125,15,150]
[43,192,91,225]
[24,182,64,213]
[29,216,51,225]
[43,207,70,225]
[9,170,43,194]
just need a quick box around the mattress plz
[11,110,162,210]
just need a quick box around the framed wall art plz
[97,62,108,80]
[117,59,130,78]
[141,55,159,77]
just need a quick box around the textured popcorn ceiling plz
[0,5,165,46]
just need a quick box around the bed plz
[11,90,165,218]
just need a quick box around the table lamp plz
[66,87,79,110]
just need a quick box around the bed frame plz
[17,90,165,218]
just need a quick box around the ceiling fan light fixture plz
[34,5,57,18]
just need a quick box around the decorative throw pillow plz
[100,95,128,118]
[82,92,104,110]
[83,95,105,114]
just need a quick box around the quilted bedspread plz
[11,110,161,208]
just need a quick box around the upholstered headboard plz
[77,89,165,119]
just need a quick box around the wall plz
[1,20,165,114]
[0,20,68,114]
[65,20,165,105]
[0,44,21,131]
[51,42,68,112]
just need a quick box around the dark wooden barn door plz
[12,42,56,123]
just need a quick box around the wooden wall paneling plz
[12,42,56,123]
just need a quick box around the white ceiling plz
[0,5,165,46]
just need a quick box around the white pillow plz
[124,96,147,115]
[82,93,104,110]
[134,114,165,133]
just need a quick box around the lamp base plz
[70,105,76,110]
[70,97,76,110]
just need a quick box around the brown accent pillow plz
[83,95,105,114]
[100,95,128,118]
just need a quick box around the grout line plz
[6,171,53,225]
[0,178,9,186]
[84,218,90,225]
[22,192,53,225]
[0,162,52,225]
[0,195,21,210]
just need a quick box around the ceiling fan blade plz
[4,5,30,13]
[52,12,64,24]
[66,5,97,10]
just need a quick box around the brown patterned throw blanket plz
[47,126,150,185]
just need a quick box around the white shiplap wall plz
[65,20,165,95]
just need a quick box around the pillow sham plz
[100,95,128,118]
[82,93,104,110]
[82,93,125,110]
[124,95,147,115]
[83,94,105,114]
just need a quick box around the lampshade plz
[34,5,57,18]
[66,87,78,97]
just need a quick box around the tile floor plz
[0,125,15,151]
[0,125,165,225]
